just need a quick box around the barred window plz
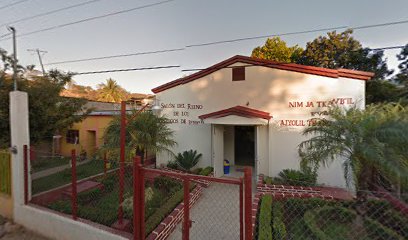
[66,130,79,144]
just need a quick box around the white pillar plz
[10,91,30,206]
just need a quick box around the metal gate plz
[132,157,253,240]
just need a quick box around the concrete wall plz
[10,91,128,240]
[14,206,127,240]
[155,63,365,187]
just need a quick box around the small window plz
[232,67,245,81]
[66,130,79,144]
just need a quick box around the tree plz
[298,103,408,199]
[297,29,397,104]
[102,111,176,164]
[0,48,89,147]
[394,44,408,101]
[251,37,303,63]
[96,78,127,103]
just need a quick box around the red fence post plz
[239,177,244,240]
[23,145,28,204]
[244,167,252,240]
[71,149,78,220]
[119,100,126,224]
[182,177,190,240]
[103,151,107,175]
[140,164,145,239]
[133,156,142,240]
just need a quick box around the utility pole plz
[27,48,47,75]
[7,26,17,91]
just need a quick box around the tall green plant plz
[102,111,177,163]
[175,150,202,172]
[299,103,408,198]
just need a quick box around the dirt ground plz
[1,227,51,240]
[0,216,51,240]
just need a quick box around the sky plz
[0,0,407,94]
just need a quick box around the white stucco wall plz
[155,62,365,187]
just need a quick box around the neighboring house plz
[152,55,374,187]
[58,98,151,158]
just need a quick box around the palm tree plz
[96,78,124,103]
[101,110,177,165]
[298,103,408,199]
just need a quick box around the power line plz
[0,0,30,11]
[0,0,102,28]
[44,44,406,67]
[73,65,180,75]
[181,45,407,72]
[186,19,408,48]
[45,48,185,65]
[0,0,176,40]
[186,25,349,47]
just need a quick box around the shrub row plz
[263,168,317,186]
[258,195,272,240]
[145,188,184,235]
[145,183,196,236]
[364,217,403,240]
[304,206,357,240]
[365,199,408,238]
[272,201,286,240]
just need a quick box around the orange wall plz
[60,116,114,157]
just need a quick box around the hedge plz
[258,195,273,240]
[199,166,214,176]
[272,201,286,239]
[364,217,403,240]
[145,183,195,236]
[304,206,357,240]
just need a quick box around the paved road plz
[169,182,240,240]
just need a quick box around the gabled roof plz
[199,106,272,120]
[152,55,375,93]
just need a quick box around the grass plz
[31,156,71,173]
[47,174,186,234]
[32,160,105,194]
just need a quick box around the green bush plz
[78,188,103,205]
[264,176,273,185]
[284,198,328,216]
[364,217,403,240]
[153,176,182,193]
[276,168,317,186]
[366,199,408,238]
[199,166,214,176]
[304,206,358,240]
[304,209,329,240]
[48,200,72,214]
[258,195,273,240]
[191,167,202,175]
[100,174,116,190]
[318,206,356,223]
[166,160,179,170]
[272,201,286,239]
[145,188,184,235]
[175,150,202,172]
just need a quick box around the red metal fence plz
[132,156,253,240]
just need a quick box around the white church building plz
[152,55,373,187]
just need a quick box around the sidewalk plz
[32,159,91,180]
[169,182,240,240]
